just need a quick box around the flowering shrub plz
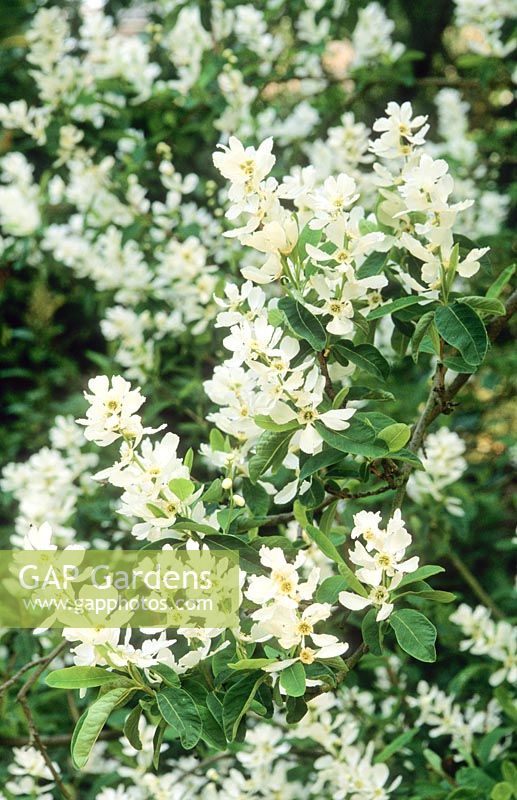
[0,1,515,799]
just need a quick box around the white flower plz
[245,546,314,606]
[310,173,359,229]
[76,375,163,447]
[339,510,419,619]
[212,136,275,198]
[370,101,429,159]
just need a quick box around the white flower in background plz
[407,427,467,515]
[6,746,58,800]
[450,604,517,686]
[370,101,429,159]
[351,2,405,68]
[453,0,517,57]
[408,680,506,763]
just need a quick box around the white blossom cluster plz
[450,603,517,686]
[453,0,517,57]
[338,510,419,621]
[407,427,467,516]
[198,103,489,495]
[2,746,59,800]
[408,680,506,762]
[0,2,507,387]
[429,89,510,238]
[0,415,98,547]
[245,546,349,670]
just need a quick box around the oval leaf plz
[435,302,488,366]
[389,609,437,663]
[278,297,326,350]
[156,687,202,749]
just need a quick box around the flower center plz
[297,620,313,636]
[299,647,315,664]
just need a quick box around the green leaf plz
[305,523,345,565]
[152,720,166,769]
[254,414,299,432]
[389,609,437,662]
[412,310,436,362]
[367,296,424,320]
[200,478,223,503]
[72,688,134,768]
[198,705,227,750]
[491,783,513,800]
[156,687,202,749]
[397,565,445,589]
[374,728,418,762]
[460,296,505,318]
[423,747,446,777]
[279,661,306,697]
[435,302,488,366]
[338,561,368,597]
[316,575,349,603]
[123,705,143,751]
[149,664,181,688]
[315,419,388,459]
[229,658,277,671]
[414,590,456,603]
[378,423,411,452]
[333,342,390,381]
[346,386,395,402]
[494,686,517,723]
[278,297,326,350]
[297,223,322,260]
[361,607,383,656]
[203,534,262,574]
[241,479,270,517]
[46,667,132,690]
[298,448,346,481]
[248,429,293,483]
[222,674,266,741]
[356,251,387,279]
[477,727,513,766]
[168,478,195,500]
[184,448,194,470]
[502,760,517,788]
[388,448,424,469]
[486,264,515,298]
[443,355,478,374]
[286,696,308,724]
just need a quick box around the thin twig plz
[0,650,66,696]
[0,730,121,748]
[16,641,72,800]
[448,551,505,620]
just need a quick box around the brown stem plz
[318,350,336,400]
[392,290,517,510]
[15,641,72,800]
